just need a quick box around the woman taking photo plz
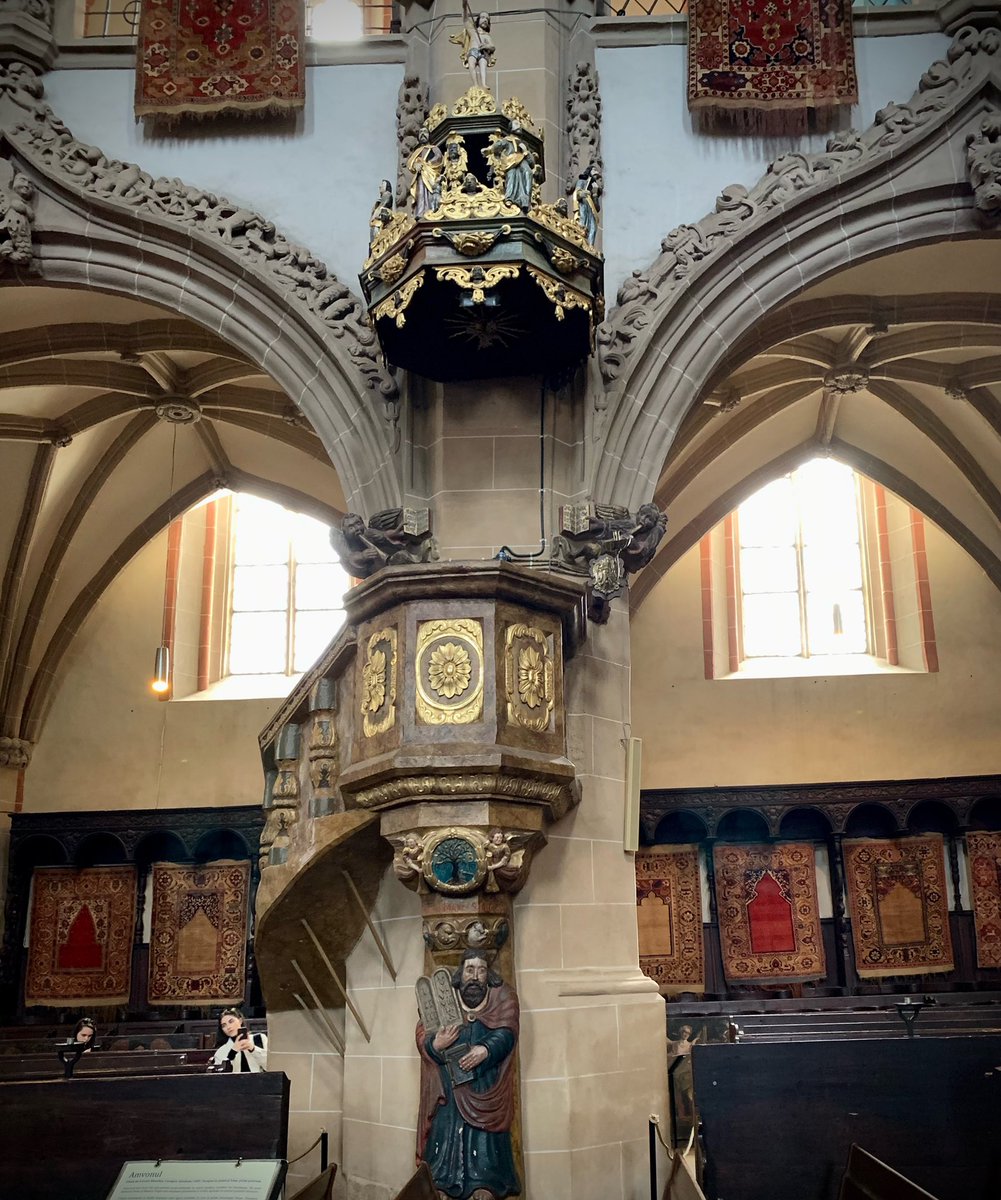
[212,1008,268,1073]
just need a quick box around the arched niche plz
[906,800,959,836]
[74,832,128,867]
[135,830,189,866]
[779,807,833,842]
[844,803,899,839]
[649,810,707,846]
[14,833,66,867]
[193,828,251,863]
[715,809,769,843]
[968,796,1001,831]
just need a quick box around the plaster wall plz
[43,64,404,288]
[631,521,1001,788]
[597,32,951,296]
[24,528,279,812]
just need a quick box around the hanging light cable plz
[151,425,178,698]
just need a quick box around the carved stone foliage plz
[551,502,668,621]
[330,508,438,579]
[966,111,1001,223]
[396,74,429,207]
[596,26,1001,387]
[504,624,554,733]
[423,913,510,954]
[2,73,398,402]
[824,366,870,395]
[0,734,31,768]
[391,826,537,896]
[360,626,397,737]
[416,618,484,726]
[0,158,34,271]
[566,62,603,200]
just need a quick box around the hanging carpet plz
[714,842,825,983]
[147,860,250,1005]
[135,1,306,120]
[687,0,858,133]
[25,866,136,1007]
[966,831,1001,970]
[635,845,705,994]
[843,835,954,978]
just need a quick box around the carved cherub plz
[0,170,35,267]
[394,833,425,887]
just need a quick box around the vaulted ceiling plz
[633,238,1001,607]
[0,284,345,746]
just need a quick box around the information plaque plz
[107,1159,285,1200]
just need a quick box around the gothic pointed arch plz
[0,60,400,515]
[592,25,1001,512]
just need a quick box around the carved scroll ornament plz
[596,26,1001,386]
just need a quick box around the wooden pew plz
[695,1036,1001,1200]
[0,1046,214,1081]
[840,1145,940,1200]
[0,1071,289,1200]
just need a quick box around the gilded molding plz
[504,624,554,733]
[502,98,541,136]
[527,266,592,323]
[425,191,521,222]
[352,772,575,812]
[435,264,520,305]
[452,86,497,116]
[365,210,416,268]
[373,274,424,329]
[435,226,510,256]
[415,618,484,725]
[528,203,592,252]
[361,627,398,737]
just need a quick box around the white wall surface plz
[44,64,404,287]
[598,32,951,297]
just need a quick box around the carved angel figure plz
[330,509,439,579]
[369,179,394,247]
[0,168,35,268]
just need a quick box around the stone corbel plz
[0,6,55,74]
[966,112,1001,223]
[0,735,31,769]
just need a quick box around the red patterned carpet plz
[636,845,705,993]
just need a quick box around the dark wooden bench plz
[0,1046,214,1081]
[840,1145,940,1200]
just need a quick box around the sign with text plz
[107,1160,284,1200]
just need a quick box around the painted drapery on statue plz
[135,0,306,120]
[844,835,954,977]
[147,860,250,1004]
[714,843,825,983]
[635,845,705,994]
[966,832,1001,969]
[687,0,858,132]
[25,866,136,1006]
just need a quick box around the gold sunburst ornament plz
[428,642,472,699]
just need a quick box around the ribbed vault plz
[631,239,1001,610]
[0,284,347,746]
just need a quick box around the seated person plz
[212,1008,268,1073]
[68,1017,96,1050]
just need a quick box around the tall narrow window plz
[228,494,348,678]
[737,459,868,661]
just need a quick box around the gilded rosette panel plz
[415,617,484,725]
[504,623,554,733]
[361,627,398,737]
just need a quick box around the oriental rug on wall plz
[687,0,858,133]
[966,832,1001,969]
[636,845,705,994]
[147,860,250,1005]
[843,836,953,978]
[25,866,136,1007]
[135,1,306,120]
[713,843,825,983]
